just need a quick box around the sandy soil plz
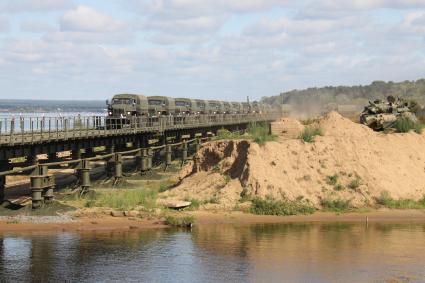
[1,210,425,233]
[161,112,425,208]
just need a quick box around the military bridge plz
[0,113,279,207]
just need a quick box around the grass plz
[321,198,352,212]
[348,178,361,190]
[326,174,338,186]
[299,125,324,143]
[376,191,425,209]
[83,188,158,211]
[250,197,315,216]
[165,215,195,227]
[247,122,277,145]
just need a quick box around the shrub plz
[415,123,425,134]
[299,125,323,143]
[185,198,201,210]
[334,184,345,191]
[165,215,195,227]
[321,198,352,212]
[250,197,315,216]
[395,117,416,133]
[376,191,425,209]
[247,123,276,145]
[348,178,361,190]
[326,174,338,186]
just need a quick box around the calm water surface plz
[1,222,425,283]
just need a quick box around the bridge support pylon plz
[78,160,91,193]
[0,175,5,203]
[181,140,188,166]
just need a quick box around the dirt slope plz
[161,112,425,208]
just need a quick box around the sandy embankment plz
[161,112,425,209]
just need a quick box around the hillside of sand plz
[160,112,425,209]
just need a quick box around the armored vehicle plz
[148,96,176,116]
[107,94,148,117]
[360,96,418,131]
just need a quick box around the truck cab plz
[107,94,148,117]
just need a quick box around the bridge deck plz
[0,113,279,146]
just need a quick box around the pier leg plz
[181,141,188,166]
[0,176,5,203]
[79,160,91,193]
[30,176,43,209]
[164,145,172,171]
[114,153,123,180]
[47,152,57,162]
[195,138,201,152]
[147,149,153,171]
[72,148,82,160]
[139,149,148,174]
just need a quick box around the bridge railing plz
[0,113,280,144]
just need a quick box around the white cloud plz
[20,20,55,33]
[60,6,127,33]
[0,17,9,32]
[0,0,73,13]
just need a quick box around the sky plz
[0,0,424,101]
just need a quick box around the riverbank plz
[1,209,425,234]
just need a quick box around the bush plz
[321,198,352,212]
[247,123,276,145]
[348,178,361,190]
[326,174,339,186]
[165,215,195,227]
[376,191,425,209]
[395,117,416,133]
[415,123,425,134]
[250,197,315,216]
[299,125,323,142]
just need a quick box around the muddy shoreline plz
[1,209,425,234]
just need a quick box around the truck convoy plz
[106,94,271,118]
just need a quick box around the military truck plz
[360,96,418,131]
[147,96,176,116]
[207,100,224,114]
[231,102,243,114]
[107,94,148,117]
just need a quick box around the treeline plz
[261,79,425,114]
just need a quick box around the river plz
[0,222,424,282]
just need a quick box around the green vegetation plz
[83,188,158,210]
[261,79,425,111]
[321,198,352,212]
[165,215,195,227]
[395,117,416,133]
[376,191,425,209]
[334,184,345,191]
[247,122,276,145]
[348,178,361,190]
[216,128,243,140]
[326,174,339,186]
[250,197,315,216]
[299,125,323,143]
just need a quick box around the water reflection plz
[1,223,425,282]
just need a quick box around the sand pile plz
[161,112,425,208]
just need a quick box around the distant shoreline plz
[1,209,425,234]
